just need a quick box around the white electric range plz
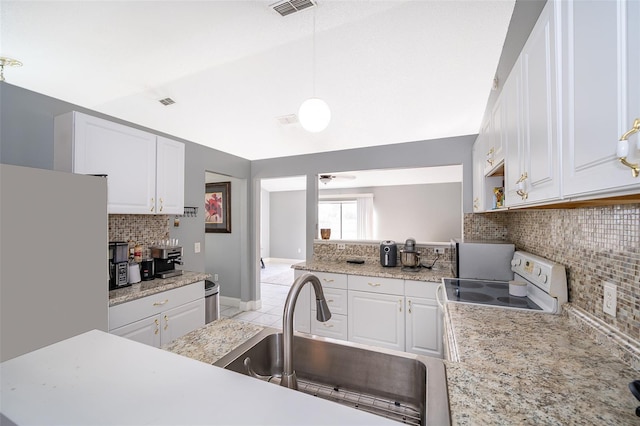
[440,251,568,314]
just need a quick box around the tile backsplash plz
[465,204,640,341]
[108,214,170,255]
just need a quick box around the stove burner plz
[456,292,494,303]
[496,296,530,306]
[486,283,507,290]
[456,281,483,289]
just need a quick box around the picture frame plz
[205,181,231,233]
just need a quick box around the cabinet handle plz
[398,299,402,312]
[617,118,640,177]
[435,284,445,310]
[159,198,164,212]
[327,299,334,303]
[154,318,159,335]
[408,299,412,314]
[368,282,381,287]
[164,314,168,331]
[323,278,335,283]
[322,323,334,328]
[153,299,169,306]
[515,172,528,200]
[150,198,155,212]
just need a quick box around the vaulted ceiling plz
[1,0,515,160]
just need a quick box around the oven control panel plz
[511,251,567,305]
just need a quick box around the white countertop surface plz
[0,330,396,425]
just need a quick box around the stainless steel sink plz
[214,329,450,425]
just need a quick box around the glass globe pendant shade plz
[298,97,331,132]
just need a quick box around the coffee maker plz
[151,246,183,279]
[109,242,130,289]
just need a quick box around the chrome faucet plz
[281,272,332,389]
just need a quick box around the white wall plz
[268,190,306,260]
[320,182,462,243]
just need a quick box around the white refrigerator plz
[0,164,108,361]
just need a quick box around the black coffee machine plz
[109,242,130,289]
[151,246,183,279]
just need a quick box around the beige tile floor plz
[220,259,295,328]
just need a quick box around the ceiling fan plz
[318,174,356,184]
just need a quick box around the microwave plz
[450,239,515,281]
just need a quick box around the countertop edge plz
[108,271,211,307]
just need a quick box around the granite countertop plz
[293,259,452,282]
[444,302,640,424]
[108,270,210,307]
[164,318,265,364]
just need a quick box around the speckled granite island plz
[108,270,210,306]
[293,259,452,282]
[444,302,640,424]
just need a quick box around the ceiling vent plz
[158,97,176,106]
[276,114,299,125]
[270,0,316,17]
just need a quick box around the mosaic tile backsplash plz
[465,204,640,341]
[108,214,170,255]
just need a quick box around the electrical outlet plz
[603,281,617,317]
[337,243,346,250]
[214,273,219,282]
[194,242,201,253]
[434,247,445,255]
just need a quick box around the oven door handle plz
[436,283,445,310]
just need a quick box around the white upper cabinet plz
[560,0,640,198]
[472,140,485,212]
[156,136,185,215]
[55,112,185,214]
[484,96,505,175]
[513,0,562,206]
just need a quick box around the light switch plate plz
[603,281,617,317]
[194,242,201,253]
[337,243,346,250]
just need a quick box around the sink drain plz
[297,379,422,426]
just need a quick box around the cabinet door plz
[504,59,525,206]
[156,136,185,215]
[73,112,157,214]
[472,140,485,212]
[110,315,161,348]
[310,313,348,341]
[520,0,561,204]
[348,291,404,351]
[561,0,640,197]
[405,297,442,358]
[160,299,205,347]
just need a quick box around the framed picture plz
[205,181,231,233]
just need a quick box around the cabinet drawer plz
[348,275,404,295]
[404,280,441,299]
[310,288,347,315]
[109,282,204,330]
[311,313,348,340]
[314,272,347,289]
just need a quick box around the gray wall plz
[268,190,306,260]
[260,188,270,259]
[204,173,246,299]
[320,183,462,243]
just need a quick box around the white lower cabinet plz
[348,290,405,352]
[294,270,443,357]
[109,282,205,348]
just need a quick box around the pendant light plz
[298,6,331,132]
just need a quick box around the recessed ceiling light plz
[158,97,176,106]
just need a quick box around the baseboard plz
[221,296,262,312]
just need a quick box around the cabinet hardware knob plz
[399,299,402,312]
[159,198,164,212]
[408,300,412,314]
[150,198,155,212]
[164,314,168,330]
[153,299,169,306]
[515,172,528,200]
[368,282,381,287]
[154,319,159,335]
[617,118,640,177]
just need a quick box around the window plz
[318,194,373,240]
